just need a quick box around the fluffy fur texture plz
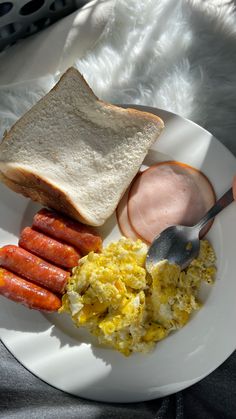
[76,0,236,155]
[1,0,236,155]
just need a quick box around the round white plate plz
[1,106,236,403]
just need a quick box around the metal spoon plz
[145,187,234,272]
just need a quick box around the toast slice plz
[0,67,164,226]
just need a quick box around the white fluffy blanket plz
[1,0,236,155]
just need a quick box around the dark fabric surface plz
[1,339,236,418]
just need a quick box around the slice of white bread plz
[0,67,164,226]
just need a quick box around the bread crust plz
[0,167,94,225]
[101,102,164,128]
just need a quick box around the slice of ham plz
[127,161,216,243]
[116,184,140,241]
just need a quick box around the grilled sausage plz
[0,268,61,312]
[19,227,80,268]
[0,245,69,294]
[33,208,102,254]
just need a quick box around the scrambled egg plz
[60,238,216,356]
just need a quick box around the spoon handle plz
[196,187,234,231]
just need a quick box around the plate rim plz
[1,105,236,403]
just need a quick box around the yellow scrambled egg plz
[60,238,216,356]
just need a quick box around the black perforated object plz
[0,0,89,52]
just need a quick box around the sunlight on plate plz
[1,107,236,403]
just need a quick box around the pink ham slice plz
[116,184,140,241]
[128,161,216,243]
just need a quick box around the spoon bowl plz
[146,186,234,272]
[146,225,200,272]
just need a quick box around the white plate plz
[1,106,236,403]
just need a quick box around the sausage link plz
[33,208,102,255]
[0,245,69,294]
[0,268,61,312]
[19,227,80,269]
